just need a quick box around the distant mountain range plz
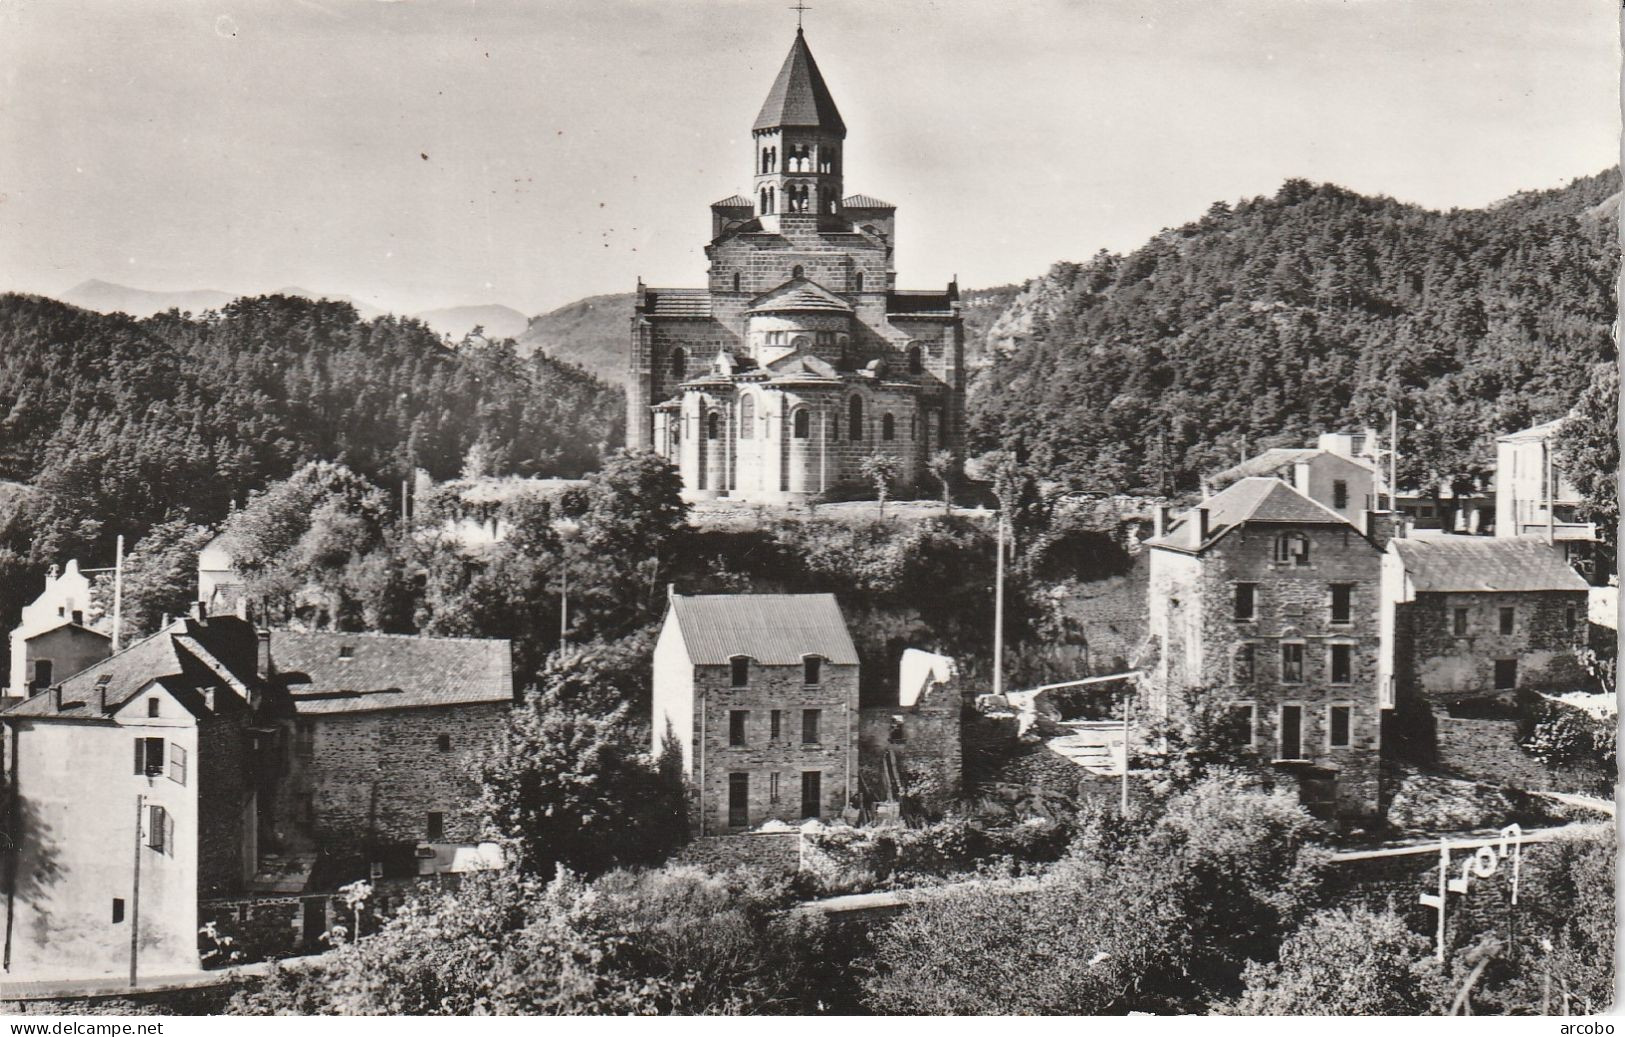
[54,280,527,344]
[513,293,634,385]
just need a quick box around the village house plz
[1378,535,1592,707]
[627,28,966,503]
[1145,477,1393,818]
[1312,429,1495,534]
[1210,443,1380,527]
[4,560,111,700]
[0,610,513,981]
[652,592,965,833]
[1494,418,1601,579]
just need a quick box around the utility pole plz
[1389,409,1399,511]
[1545,440,1556,544]
[1120,685,1132,816]
[559,554,569,645]
[993,512,1006,699]
[112,535,124,652]
[130,793,143,987]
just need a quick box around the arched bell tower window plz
[792,264,804,280]
[792,409,810,439]
[706,412,720,440]
[882,413,895,441]
[670,348,686,380]
[732,273,740,292]
[848,396,863,442]
[906,345,922,374]
[739,395,755,439]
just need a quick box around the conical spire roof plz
[753,30,845,136]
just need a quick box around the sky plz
[0,0,1618,316]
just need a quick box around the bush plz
[1226,906,1443,1015]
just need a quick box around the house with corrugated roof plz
[1378,535,1591,707]
[654,592,862,833]
[1493,417,1602,580]
[1145,478,1396,818]
[628,27,965,503]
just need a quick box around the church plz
[627,28,966,503]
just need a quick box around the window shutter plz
[170,744,187,786]
[166,810,175,856]
[134,739,144,774]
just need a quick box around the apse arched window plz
[792,409,810,439]
[792,264,805,280]
[669,348,686,380]
[882,413,895,441]
[739,395,755,439]
[1274,532,1311,566]
[855,272,864,292]
[906,345,922,374]
[707,412,720,440]
[848,396,863,442]
[732,273,740,292]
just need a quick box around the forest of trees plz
[968,169,1620,505]
[0,292,622,646]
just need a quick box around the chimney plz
[257,630,273,679]
[1153,504,1172,539]
[1292,461,1312,495]
[1362,510,1393,550]
[52,684,61,712]
[191,599,207,622]
[1197,506,1210,541]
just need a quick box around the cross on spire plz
[790,1,810,31]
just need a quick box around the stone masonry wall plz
[1395,589,1590,702]
[857,697,962,810]
[1433,712,1607,794]
[695,660,858,834]
[270,702,509,860]
[196,712,248,898]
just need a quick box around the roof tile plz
[1391,536,1588,593]
[272,630,513,715]
[670,593,858,666]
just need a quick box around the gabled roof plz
[21,619,111,644]
[887,291,955,316]
[844,194,895,210]
[712,194,753,208]
[764,349,839,380]
[644,289,713,318]
[668,593,859,666]
[5,615,259,720]
[754,30,846,136]
[1389,536,1588,593]
[1497,417,1567,444]
[1213,447,1375,484]
[1146,477,1358,552]
[272,630,513,715]
[749,278,852,315]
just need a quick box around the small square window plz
[1566,605,1579,633]
[730,657,750,687]
[1232,644,1255,683]
[888,718,906,744]
[729,710,748,747]
[436,734,452,752]
[803,656,822,685]
[1499,607,1515,636]
[1452,608,1469,636]
[770,709,781,742]
[112,898,125,924]
[1329,705,1351,748]
[147,698,160,718]
[801,708,821,744]
[1329,584,1353,625]
[1332,480,1349,511]
[427,811,445,842]
[1228,703,1255,747]
[338,645,354,660]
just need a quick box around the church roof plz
[749,279,852,315]
[712,194,753,209]
[844,194,895,209]
[645,289,713,318]
[754,30,846,136]
[764,349,839,380]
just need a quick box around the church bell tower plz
[751,28,846,229]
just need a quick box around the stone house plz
[258,629,513,884]
[0,612,513,981]
[5,559,111,700]
[856,648,963,812]
[628,28,966,503]
[653,593,861,833]
[1210,446,1381,527]
[1145,477,1392,817]
[1378,535,1591,707]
